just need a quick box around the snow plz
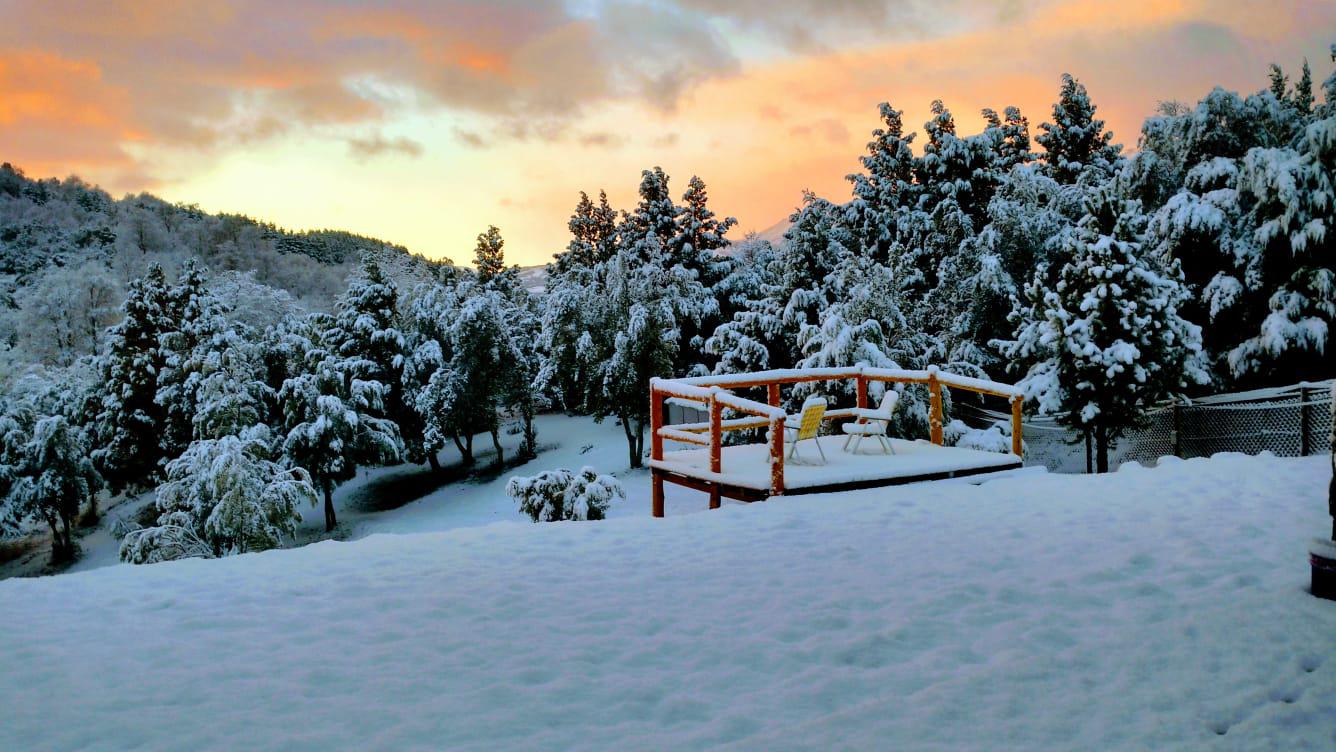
[1,452,1332,750]
[655,438,1021,491]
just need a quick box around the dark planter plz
[1313,547,1336,601]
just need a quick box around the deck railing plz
[648,366,1024,516]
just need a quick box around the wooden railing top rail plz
[663,365,1023,400]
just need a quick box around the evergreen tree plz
[551,191,619,277]
[120,426,316,563]
[620,168,679,264]
[1001,186,1208,471]
[325,258,421,464]
[1295,59,1315,116]
[1036,74,1123,185]
[507,466,623,522]
[279,328,401,531]
[92,264,174,493]
[156,262,230,459]
[1268,64,1290,104]
[0,415,102,562]
[847,103,918,263]
[473,225,510,284]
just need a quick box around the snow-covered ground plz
[1,451,1332,750]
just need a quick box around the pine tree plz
[156,261,231,459]
[1000,186,1208,471]
[1036,74,1123,185]
[279,328,401,531]
[847,103,918,263]
[620,168,679,264]
[92,264,174,494]
[1295,59,1315,116]
[0,415,102,562]
[552,191,619,277]
[120,426,316,563]
[1269,64,1290,103]
[473,225,510,284]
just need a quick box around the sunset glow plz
[2,0,1331,264]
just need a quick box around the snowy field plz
[1,451,1332,750]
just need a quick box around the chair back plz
[876,391,899,416]
[796,397,826,440]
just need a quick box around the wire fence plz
[958,380,1334,473]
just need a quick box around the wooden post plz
[709,396,723,510]
[650,386,664,517]
[770,417,785,496]
[855,374,868,410]
[928,371,944,446]
[652,470,664,518]
[649,386,664,463]
[1010,395,1023,458]
[767,383,780,408]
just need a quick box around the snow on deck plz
[654,438,1021,491]
[1,454,1333,750]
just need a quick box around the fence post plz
[770,416,785,496]
[709,395,722,510]
[1010,395,1023,458]
[856,374,868,410]
[1300,386,1311,457]
[928,370,944,446]
[1172,399,1182,458]
[650,384,664,518]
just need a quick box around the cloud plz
[347,134,424,160]
[452,128,489,149]
[789,118,851,144]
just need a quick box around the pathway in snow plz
[1,453,1332,750]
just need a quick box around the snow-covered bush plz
[944,419,1016,454]
[507,467,624,523]
[120,427,317,564]
[0,413,102,562]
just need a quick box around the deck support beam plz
[928,371,944,446]
[1011,395,1024,458]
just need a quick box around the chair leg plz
[879,435,893,454]
[843,433,853,451]
[815,437,827,463]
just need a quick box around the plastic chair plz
[841,391,899,454]
[784,396,828,464]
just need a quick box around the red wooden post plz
[649,385,664,462]
[928,371,944,446]
[652,471,665,518]
[767,382,780,408]
[855,374,868,409]
[709,395,723,510]
[1010,395,1024,458]
[650,385,664,517]
[770,416,785,496]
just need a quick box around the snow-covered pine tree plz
[847,103,918,264]
[419,288,526,467]
[671,174,736,373]
[472,225,522,294]
[400,279,463,470]
[1036,74,1123,185]
[703,239,786,374]
[191,325,274,441]
[1295,59,1314,117]
[582,236,714,468]
[535,274,594,411]
[279,327,402,531]
[324,258,421,464]
[0,415,102,562]
[551,191,619,278]
[507,466,624,522]
[1001,185,1209,472]
[621,167,679,264]
[502,291,542,460]
[120,426,317,563]
[156,261,231,460]
[92,263,174,494]
[1225,106,1336,380]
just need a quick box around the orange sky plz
[1,0,1332,265]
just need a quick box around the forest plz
[0,48,1332,564]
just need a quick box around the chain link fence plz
[958,380,1333,473]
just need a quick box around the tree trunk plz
[622,416,641,469]
[490,427,504,467]
[1095,426,1110,474]
[453,434,473,465]
[81,492,99,527]
[46,517,62,563]
[427,452,441,474]
[520,405,537,461]
[1084,430,1093,474]
[323,482,337,532]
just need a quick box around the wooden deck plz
[650,439,1022,504]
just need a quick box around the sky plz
[2,1,1333,266]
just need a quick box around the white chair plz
[783,396,828,464]
[841,391,899,454]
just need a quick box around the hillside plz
[0,162,450,370]
[0,452,1330,750]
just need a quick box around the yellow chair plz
[784,397,828,464]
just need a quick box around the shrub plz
[507,466,624,522]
